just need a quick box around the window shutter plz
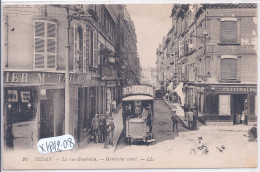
[34,21,45,68]
[46,23,56,68]
[86,26,90,66]
[220,21,237,43]
[221,58,237,80]
[34,21,56,69]
[93,31,98,67]
[83,31,87,72]
[74,25,79,71]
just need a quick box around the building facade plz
[3,4,140,150]
[157,3,257,123]
[140,67,156,87]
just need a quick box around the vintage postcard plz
[1,0,258,170]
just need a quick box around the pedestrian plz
[193,109,197,130]
[241,111,245,124]
[171,111,178,133]
[104,118,110,149]
[108,117,115,146]
[187,109,194,130]
[146,104,153,132]
[184,104,189,121]
[99,114,106,143]
[166,92,169,100]
[169,93,173,103]
[111,100,117,115]
[91,114,99,143]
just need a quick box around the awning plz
[122,95,153,101]
[173,82,184,106]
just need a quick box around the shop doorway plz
[232,94,247,125]
[40,89,64,138]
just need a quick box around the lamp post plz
[63,5,97,134]
[65,6,71,134]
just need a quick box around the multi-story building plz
[3,4,140,150]
[157,3,257,123]
[140,67,156,87]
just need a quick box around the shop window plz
[221,56,237,80]
[220,18,237,44]
[34,20,57,69]
[6,89,33,121]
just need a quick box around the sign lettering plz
[215,86,257,93]
[4,71,91,85]
[123,85,154,97]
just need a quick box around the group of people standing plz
[91,113,115,149]
[165,91,181,104]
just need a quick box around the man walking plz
[91,114,99,143]
[171,110,179,133]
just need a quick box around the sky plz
[126,4,173,68]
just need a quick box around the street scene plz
[2,2,258,170]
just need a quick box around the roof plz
[122,95,153,101]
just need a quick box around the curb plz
[162,98,188,129]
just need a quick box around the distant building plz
[140,67,156,87]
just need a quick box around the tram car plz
[122,85,155,144]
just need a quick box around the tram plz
[122,85,155,144]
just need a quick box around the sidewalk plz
[162,97,188,129]
[81,108,123,153]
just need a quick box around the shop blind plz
[220,21,237,44]
[221,58,237,80]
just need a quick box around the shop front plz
[3,71,93,150]
[203,85,257,124]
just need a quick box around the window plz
[73,25,84,72]
[220,18,237,44]
[34,21,57,69]
[221,56,237,80]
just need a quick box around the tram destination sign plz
[122,85,153,97]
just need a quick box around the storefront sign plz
[214,86,257,93]
[122,85,153,97]
[4,71,91,85]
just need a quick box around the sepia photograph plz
[1,0,258,170]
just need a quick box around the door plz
[40,91,54,138]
